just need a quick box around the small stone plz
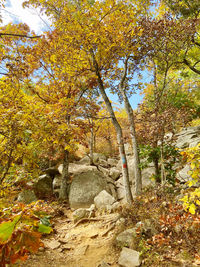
[72,208,90,223]
[45,240,61,250]
[74,245,89,255]
[118,247,141,267]
[98,261,110,267]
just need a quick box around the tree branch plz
[183,58,200,75]
[0,33,42,39]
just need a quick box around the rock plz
[141,166,155,187]
[176,164,191,182]
[69,170,108,209]
[108,158,118,167]
[43,167,60,177]
[175,126,200,149]
[118,247,141,267]
[58,164,63,174]
[69,163,97,174]
[74,245,89,255]
[110,168,121,180]
[116,228,137,248]
[72,208,90,223]
[44,240,61,250]
[79,153,107,165]
[98,166,110,176]
[99,159,108,167]
[53,174,62,190]
[34,174,53,198]
[135,219,157,236]
[94,190,115,210]
[98,261,110,267]
[17,189,37,204]
[115,177,135,200]
[116,157,155,201]
[111,201,120,211]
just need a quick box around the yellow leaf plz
[189,204,196,215]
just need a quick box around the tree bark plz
[153,156,160,183]
[119,58,142,195]
[59,150,70,199]
[90,50,133,204]
[89,124,94,165]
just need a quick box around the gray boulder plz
[118,247,141,267]
[116,228,137,248]
[53,174,62,190]
[176,164,191,182]
[17,189,37,204]
[175,126,200,149]
[69,170,108,209]
[94,190,115,210]
[78,153,107,165]
[34,174,53,198]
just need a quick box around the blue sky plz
[1,0,151,109]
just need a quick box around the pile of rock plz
[17,126,200,204]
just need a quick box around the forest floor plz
[18,204,121,267]
[9,185,200,267]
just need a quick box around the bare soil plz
[17,207,121,267]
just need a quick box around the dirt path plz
[19,208,121,267]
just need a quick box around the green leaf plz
[0,215,21,242]
[40,216,51,226]
[38,224,52,234]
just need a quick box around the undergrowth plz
[120,185,200,266]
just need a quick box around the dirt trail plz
[19,208,121,267]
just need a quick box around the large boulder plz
[34,174,53,198]
[58,163,97,175]
[17,189,37,204]
[115,157,155,200]
[69,170,108,209]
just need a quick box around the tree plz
[24,0,153,202]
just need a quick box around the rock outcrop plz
[69,170,108,209]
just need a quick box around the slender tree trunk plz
[119,58,142,195]
[153,156,160,183]
[91,51,133,203]
[89,125,94,165]
[107,137,112,156]
[160,143,166,185]
[59,150,70,199]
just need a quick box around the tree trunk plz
[119,58,142,195]
[89,125,94,165]
[107,137,112,156]
[160,143,166,185]
[90,51,133,204]
[153,156,160,183]
[59,150,70,199]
